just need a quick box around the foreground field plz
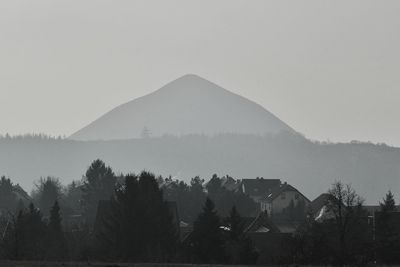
[0,262,255,267]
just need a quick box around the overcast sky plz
[1,0,400,145]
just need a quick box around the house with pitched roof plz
[309,193,335,222]
[239,178,281,203]
[260,182,310,216]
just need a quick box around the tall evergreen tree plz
[81,159,116,225]
[376,191,400,264]
[2,203,47,260]
[206,175,257,217]
[224,206,258,264]
[33,177,62,216]
[380,190,396,212]
[0,176,17,212]
[62,180,83,217]
[95,172,177,262]
[226,206,243,240]
[45,201,68,260]
[190,198,225,263]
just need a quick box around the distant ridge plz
[70,74,295,140]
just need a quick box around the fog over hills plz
[1,75,398,204]
[70,74,294,140]
[0,134,399,205]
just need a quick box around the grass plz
[0,262,258,267]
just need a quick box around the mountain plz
[70,74,294,140]
[1,75,398,204]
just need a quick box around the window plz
[295,193,299,200]
[281,192,286,200]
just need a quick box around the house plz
[245,212,280,234]
[309,193,335,222]
[220,175,240,192]
[239,178,281,203]
[260,182,310,216]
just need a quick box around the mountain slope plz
[1,134,399,204]
[70,74,294,140]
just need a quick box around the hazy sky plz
[1,0,400,145]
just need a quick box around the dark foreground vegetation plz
[0,159,399,265]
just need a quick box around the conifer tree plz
[224,206,258,264]
[95,172,177,262]
[33,177,62,216]
[81,159,116,225]
[0,176,17,212]
[3,203,47,260]
[376,190,399,263]
[190,198,225,263]
[45,201,68,260]
[380,190,396,212]
[226,206,243,240]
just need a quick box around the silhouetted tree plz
[294,182,372,265]
[0,176,17,213]
[81,159,116,225]
[32,177,62,216]
[63,180,83,217]
[45,201,68,260]
[206,175,257,217]
[376,191,400,264]
[2,203,46,260]
[162,179,193,222]
[294,207,338,264]
[188,176,207,222]
[224,206,258,264]
[95,172,178,262]
[325,181,372,264]
[190,198,225,263]
[380,190,396,212]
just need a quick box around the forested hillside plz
[0,133,399,203]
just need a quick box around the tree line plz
[0,159,258,263]
[0,159,399,264]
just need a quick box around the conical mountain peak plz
[70,75,294,140]
[156,74,228,95]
